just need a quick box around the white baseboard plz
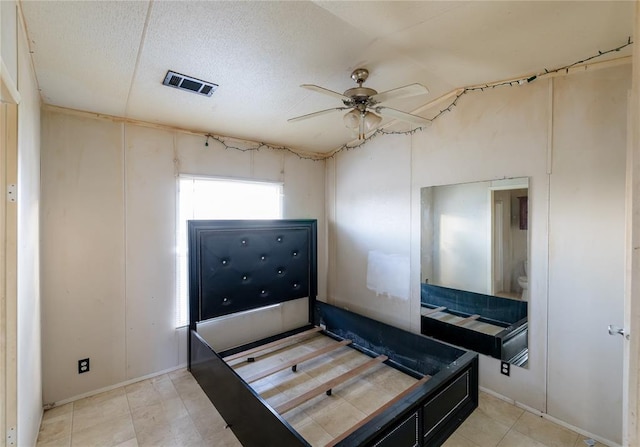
[479,387,619,447]
[479,386,518,405]
[45,363,188,408]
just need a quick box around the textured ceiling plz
[20,1,634,154]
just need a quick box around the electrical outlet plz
[500,361,510,376]
[78,358,90,374]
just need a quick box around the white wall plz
[40,110,326,403]
[547,65,628,444]
[1,0,18,82]
[431,181,491,294]
[328,133,414,330]
[422,79,550,411]
[327,64,629,444]
[329,76,549,409]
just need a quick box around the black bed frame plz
[421,284,528,366]
[188,219,478,446]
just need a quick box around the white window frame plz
[175,175,284,327]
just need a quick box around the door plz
[491,192,506,295]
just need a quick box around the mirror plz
[420,178,529,366]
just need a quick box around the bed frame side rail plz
[314,302,479,447]
[190,330,310,447]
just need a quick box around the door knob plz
[608,325,629,339]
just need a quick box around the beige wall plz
[1,0,18,82]
[327,64,629,445]
[40,110,326,404]
[548,63,628,444]
[327,132,414,329]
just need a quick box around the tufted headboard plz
[188,219,317,329]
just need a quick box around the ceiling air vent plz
[162,71,218,97]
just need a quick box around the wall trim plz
[41,104,320,159]
[44,364,188,408]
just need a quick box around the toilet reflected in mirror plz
[518,260,528,300]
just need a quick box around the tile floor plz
[442,393,605,447]
[35,369,606,447]
[36,336,606,447]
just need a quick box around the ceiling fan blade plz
[375,106,431,126]
[301,84,351,101]
[288,107,350,122]
[370,83,429,104]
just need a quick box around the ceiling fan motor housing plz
[343,87,378,108]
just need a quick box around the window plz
[176,176,283,327]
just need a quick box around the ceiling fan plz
[289,68,430,139]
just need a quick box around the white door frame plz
[624,2,640,445]
[1,66,20,447]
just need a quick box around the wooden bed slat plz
[274,354,388,415]
[222,327,323,362]
[456,314,481,326]
[422,306,447,316]
[324,375,431,447]
[245,339,352,383]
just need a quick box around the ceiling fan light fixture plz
[343,109,360,129]
[363,111,382,132]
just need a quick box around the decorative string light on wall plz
[204,37,633,161]
[203,134,326,161]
